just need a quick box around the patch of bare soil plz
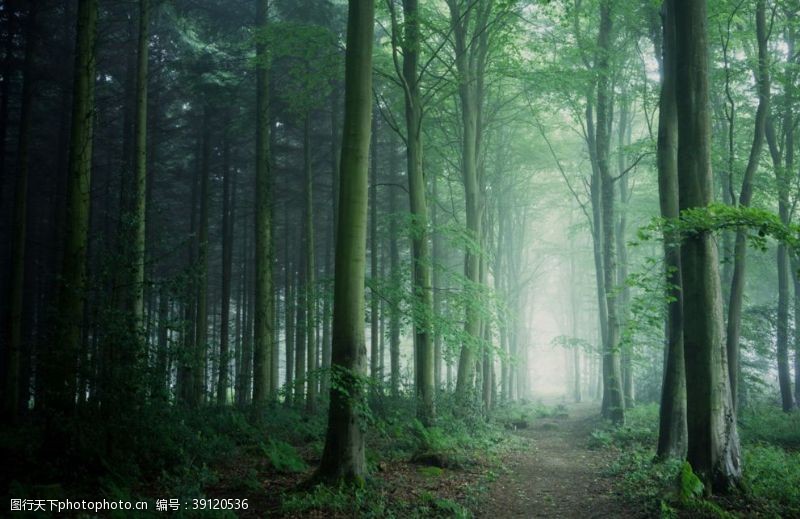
[479,402,648,519]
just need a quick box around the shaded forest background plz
[2,0,800,516]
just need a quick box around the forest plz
[2,0,800,516]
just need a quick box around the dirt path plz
[479,402,646,519]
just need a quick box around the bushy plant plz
[744,445,800,516]
[739,404,800,450]
[259,439,308,473]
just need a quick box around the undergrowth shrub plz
[260,439,308,473]
[603,402,800,518]
[281,482,389,518]
[744,444,800,516]
[739,404,800,450]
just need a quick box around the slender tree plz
[387,0,435,423]
[315,0,374,483]
[5,2,37,419]
[305,112,318,413]
[654,0,687,460]
[724,0,770,411]
[253,0,274,406]
[218,135,234,404]
[46,0,98,413]
[130,0,150,326]
[193,108,211,405]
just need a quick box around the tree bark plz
[130,0,150,327]
[5,2,37,419]
[47,0,97,414]
[192,108,211,406]
[388,140,401,398]
[449,0,490,404]
[391,0,435,423]
[675,0,742,492]
[315,0,374,483]
[252,0,274,406]
[370,109,380,385]
[284,207,295,405]
[217,134,234,404]
[304,113,317,413]
[655,0,687,461]
[725,0,770,411]
[596,0,624,424]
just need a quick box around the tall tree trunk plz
[252,0,273,406]
[304,113,317,413]
[390,0,435,423]
[586,104,609,410]
[315,0,374,483]
[0,2,14,187]
[481,247,493,413]
[370,109,380,384]
[241,252,254,405]
[47,0,97,414]
[178,155,199,404]
[655,0,687,461]
[432,167,442,392]
[5,2,36,419]
[295,264,306,407]
[725,0,770,411]
[675,0,742,492]
[616,96,633,408]
[596,0,624,424]
[450,0,489,403]
[792,255,800,406]
[284,208,295,405]
[388,141,401,398]
[321,243,332,393]
[569,229,582,403]
[770,11,795,412]
[192,109,211,406]
[217,135,234,404]
[154,286,169,400]
[130,0,150,327]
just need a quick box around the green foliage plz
[588,429,613,449]
[743,445,800,516]
[492,400,550,429]
[419,492,471,518]
[410,419,470,468]
[611,449,682,516]
[739,405,800,450]
[603,403,800,518]
[259,439,308,473]
[281,483,388,518]
[609,404,660,447]
[551,335,595,354]
[418,466,444,478]
[636,203,800,259]
[678,462,705,504]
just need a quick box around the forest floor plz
[479,402,646,519]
